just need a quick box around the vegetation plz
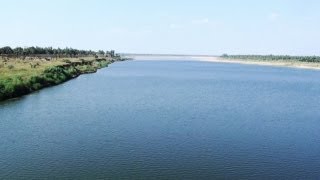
[0,46,120,59]
[0,46,125,101]
[221,54,320,63]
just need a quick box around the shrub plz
[0,83,5,100]
[62,59,71,64]
[7,65,14,69]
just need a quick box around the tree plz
[0,46,13,54]
[0,46,120,60]
[13,47,24,56]
[110,50,115,57]
[98,50,105,55]
[106,50,115,57]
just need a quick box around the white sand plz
[192,56,320,71]
[125,55,320,71]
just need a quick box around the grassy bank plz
[0,57,118,101]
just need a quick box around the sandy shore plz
[192,56,320,71]
[125,55,320,71]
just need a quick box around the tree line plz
[0,46,117,58]
[221,54,320,63]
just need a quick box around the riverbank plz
[192,56,320,70]
[0,57,121,101]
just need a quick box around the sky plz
[1,0,320,55]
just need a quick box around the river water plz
[1,60,320,179]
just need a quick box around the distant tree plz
[220,54,320,63]
[26,47,36,55]
[13,47,24,56]
[0,46,13,54]
[110,50,115,57]
[44,47,54,54]
[0,46,119,60]
[98,50,105,55]
[106,50,115,57]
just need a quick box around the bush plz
[62,59,71,64]
[0,83,5,100]
[0,76,30,99]
[7,65,14,69]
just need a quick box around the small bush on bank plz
[7,65,14,69]
[62,59,71,64]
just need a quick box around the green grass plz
[0,57,112,101]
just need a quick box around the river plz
[1,60,320,179]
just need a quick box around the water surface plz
[1,60,320,179]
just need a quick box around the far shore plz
[192,56,320,71]
[125,55,320,71]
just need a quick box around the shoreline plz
[192,56,320,71]
[0,58,124,102]
[125,55,320,71]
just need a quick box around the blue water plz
[1,60,320,179]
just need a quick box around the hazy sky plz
[1,0,320,55]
